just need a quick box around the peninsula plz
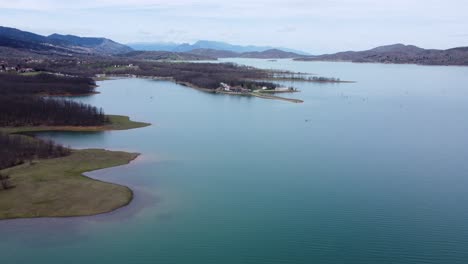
[0,72,150,220]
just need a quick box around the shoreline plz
[253,77,356,83]
[0,115,151,220]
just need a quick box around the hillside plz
[296,44,468,66]
[47,34,132,55]
[0,26,132,56]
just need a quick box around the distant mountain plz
[188,48,239,58]
[173,40,275,53]
[239,49,301,59]
[295,44,468,66]
[187,48,301,59]
[118,50,215,61]
[0,26,132,56]
[128,40,309,55]
[125,42,180,52]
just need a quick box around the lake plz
[2,59,468,264]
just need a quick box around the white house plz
[275,87,291,92]
[220,82,231,91]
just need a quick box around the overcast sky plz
[1,0,467,53]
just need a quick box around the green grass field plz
[0,149,138,220]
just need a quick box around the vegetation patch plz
[0,149,138,220]
[0,133,70,170]
[0,115,150,134]
[0,73,95,95]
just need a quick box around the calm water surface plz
[2,59,468,263]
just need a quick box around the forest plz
[0,72,106,171]
[0,73,96,95]
[0,95,107,126]
[0,133,70,170]
[0,73,107,127]
[32,59,281,90]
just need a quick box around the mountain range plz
[187,48,302,59]
[0,26,304,59]
[295,44,468,66]
[128,40,309,55]
[1,26,468,65]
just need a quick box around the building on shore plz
[220,82,231,91]
[275,87,294,92]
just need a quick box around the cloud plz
[2,0,468,53]
[450,34,468,38]
[277,26,297,33]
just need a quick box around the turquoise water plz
[2,59,468,263]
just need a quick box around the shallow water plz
[2,59,468,264]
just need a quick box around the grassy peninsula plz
[0,116,150,220]
[0,72,151,220]
[0,149,138,219]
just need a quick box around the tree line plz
[30,59,281,90]
[0,73,96,95]
[0,95,108,126]
[0,133,70,170]
[0,72,106,173]
[0,72,107,127]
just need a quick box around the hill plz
[296,44,468,66]
[0,26,132,56]
[47,34,132,55]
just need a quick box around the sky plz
[1,0,468,54]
